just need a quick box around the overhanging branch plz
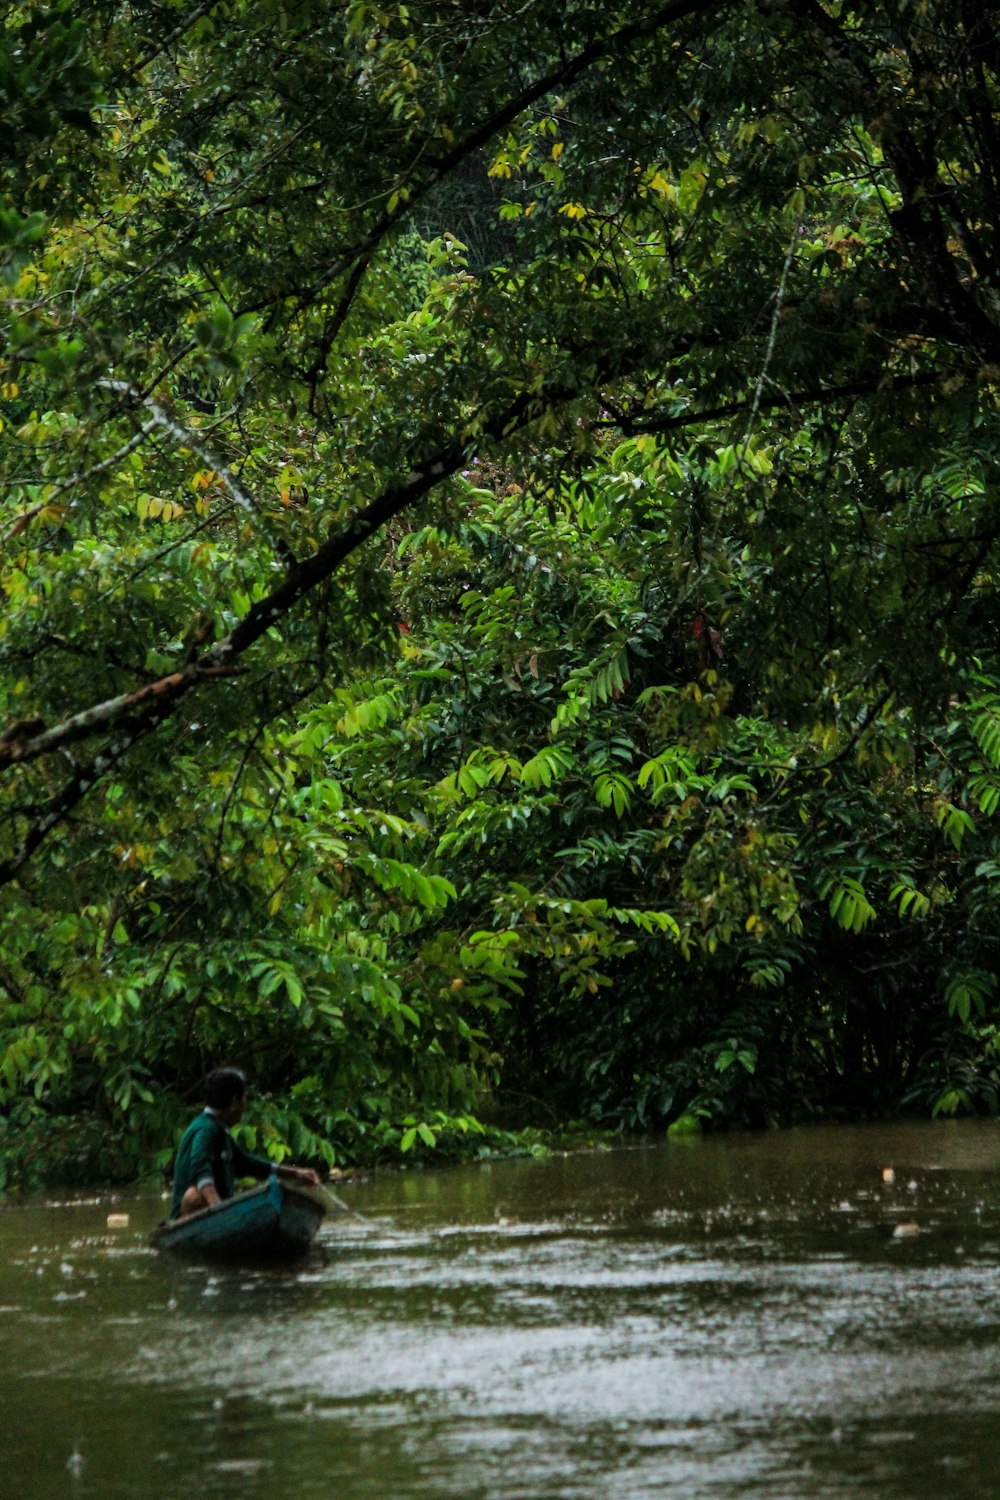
[0,386,547,888]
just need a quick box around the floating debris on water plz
[893,1221,921,1239]
[882,1166,895,1184]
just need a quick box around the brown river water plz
[3,1120,1000,1499]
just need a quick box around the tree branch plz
[0,383,552,885]
[617,368,965,436]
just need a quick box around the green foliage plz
[3,1,1000,1187]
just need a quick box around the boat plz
[150,1175,327,1259]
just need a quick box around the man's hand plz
[280,1165,322,1188]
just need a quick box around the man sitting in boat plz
[170,1067,321,1219]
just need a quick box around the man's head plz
[205,1066,248,1123]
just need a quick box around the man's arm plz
[188,1123,222,1205]
[231,1138,321,1188]
[276,1162,322,1187]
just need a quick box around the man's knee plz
[177,1185,210,1219]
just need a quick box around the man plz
[170,1066,321,1220]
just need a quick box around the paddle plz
[319,1182,369,1224]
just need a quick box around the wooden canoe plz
[150,1175,327,1259]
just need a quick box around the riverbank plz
[0,1105,619,1199]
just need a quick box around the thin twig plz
[736,226,800,475]
[98,378,257,512]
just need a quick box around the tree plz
[2,0,1000,1178]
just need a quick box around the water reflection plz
[3,1121,1000,1498]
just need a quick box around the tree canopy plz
[2,0,1000,1184]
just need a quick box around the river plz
[3,1120,1000,1499]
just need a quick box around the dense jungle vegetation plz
[2,0,1000,1189]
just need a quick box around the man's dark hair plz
[205,1067,248,1110]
